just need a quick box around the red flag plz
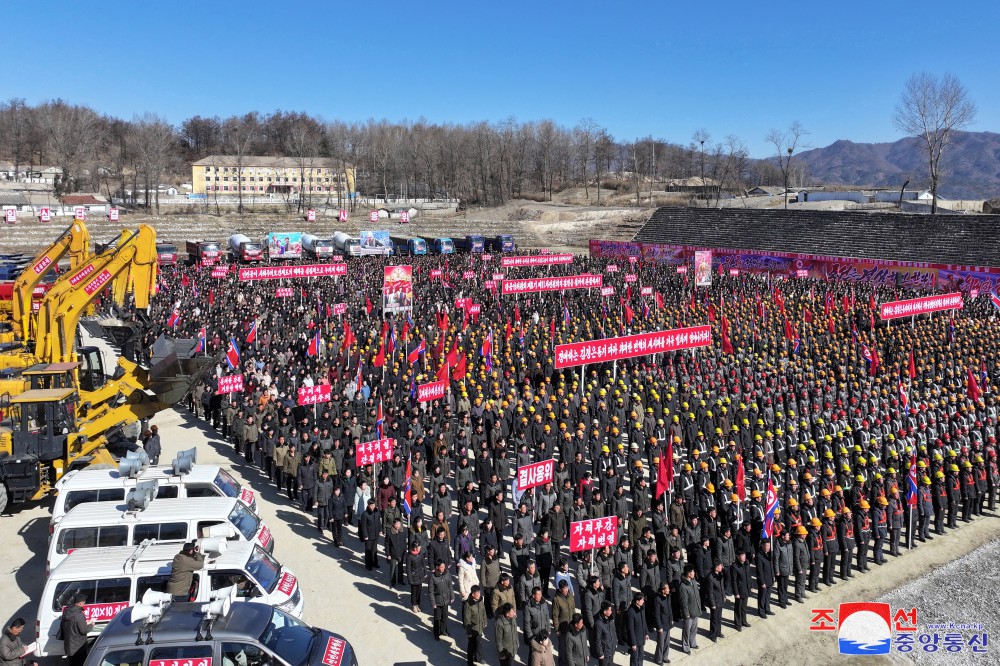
[824,292,831,317]
[624,304,635,325]
[513,305,521,323]
[968,366,981,402]
[365,296,373,315]
[341,322,355,351]
[626,284,632,300]
[446,342,459,368]
[736,455,746,501]
[784,318,795,341]
[208,290,215,307]
[869,345,881,376]
[775,289,785,314]
[842,294,850,313]
[827,316,835,334]
[181,274,190,287]
[721,325,734,355]
[550,318,556,340]
[804,308,813,323]
[908,349,916,380]
[372,340,386,368]
[689,292,695,311]
[436,361,449,382]
[655,442,674,499]
[451,353,467,380]
[504,320,513,341]
[869,292,876,311]
[401,318,410,342]
[707,302,716,323]
[434,335,445,359]
[655,292,665,310]
[462,307,470,331]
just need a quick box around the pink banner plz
[276,572,297,595]
[151,660,210,666]
[462,270,475,279]
[82,269,113,296]
[80,602,131,623]
[600,286,614,297]
[481,254,492,261]
[356,438,394,466]
[624,273,637,283]
[430,269,442,278]
[501,254,574,268]
[554,325,712,369]
[880,293,963,320]
[606,264,618,273]
[275,287,294,297]
[417,379,448,402]
[211,267,228,278]
[332,303,347,315]
[239,263,347,281]
[570,516,619,553]
[516,459,555,492]
[297,384,333,405]
[502,274,602,295]
[322,637,347,666]
[469,303,481,316]
[640,286,653,296]
[217,374,244,394]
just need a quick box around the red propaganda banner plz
[384,265,413,313]
[481,253,492,261]
[369,210,379,223]
[469,303,481,316]
[730,268,741,276]
[356,438,394,466]
[40,206,51,222]
[430,269,443,278]
[276,571,297,596]
[338,209,348,222]
[151,660,211,666]
[462,270,475,280]
[569,516,619,553]
[600,286,614,297]
[257,524,272,549]
[606,264,619,273]
[82,269,113,296]
[516,459,555,492]
[239,263,347,281]
[217,374,244,394]
[624,273,637,283]
[275,287,294,297]
[455,298,471,310]
[880,292,963,320]
[307,209,316,222]
[795,269,808,278]
[502,274,602,295]
[676,266,688,274]
[485,280,496,290]
[201,257,217,266]
[297,384,333,406]
[211,267,228,278]
[5,209,16,224]
[332,254,344,262]
[640,286,653,296]
[554,325,712,369]
[417,379,448,403]
[78,601,130,623]
[501,254,573,268]
[322,637,347,666]
[492,272,505,281]
[332,303,347,315]
[240,488,255,506]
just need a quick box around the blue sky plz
[7,1,997,157]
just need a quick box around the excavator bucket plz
[148,334,219,405]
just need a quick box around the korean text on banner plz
[516,459,555,492]
[879,293,964,320]
[217,375,244,394]
[554,325,712,369]
[417,379,448,403]
[500,254,574,268]
[356,438,394,466]
[239,263,347,281]
[569,516,619,552]
[501,274,602,295]
[297,384,332,406]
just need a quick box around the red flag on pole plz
[451,353,467,380]
[655,440,674,498]
[436,361,449,383]
[504,320,513,341]
[736,455,746,502]
[372,340,386,368]
[655,292,665,310]
[968,366,981,402]
[908,349,917,380]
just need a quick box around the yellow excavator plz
[0,225,218,511]
[0,219,93,344]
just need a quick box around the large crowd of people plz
[139,245,999,665]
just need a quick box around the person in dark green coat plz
[462,586,486,666]
[495,602,519,666]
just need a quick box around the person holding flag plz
[375,401,384,440]
[245,318,258,346]
[307,329,322,357]
[481,329,493,372]
[906,454,919,549]
[194,327,207,355]
[225,338,241,370]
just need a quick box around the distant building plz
[665,177,720,199]
[747,186,786,196]
[191,156,356,196]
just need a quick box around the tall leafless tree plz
[221,113,259,214]
[893,72,977,214]
[765,121,808,210]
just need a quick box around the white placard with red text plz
[73,206,86,220]
[600,286,614,297]
[40,207,51,222]
[108,208,119,222]
[569,516,619,552]
[4,209,15,224]
[307,209,316,222]
[218,374,244,394]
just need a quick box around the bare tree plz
[893,72,977,214]
[221,113,260,214]
[131,113,175,213]
[37,100,102,194]
[764,121,808,210]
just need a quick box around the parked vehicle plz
[37,539,304,656]
[426,237,454,255]
[389,235,427,256]
[228,235,263,262]
[184,241,222,266]
[332,232,361,258]
[302,234,335,260]
[454,235,484,254]
[488,234,515,252]
[155,243,178,266]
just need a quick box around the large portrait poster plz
[694,250,713,287]
[384,265,413,313]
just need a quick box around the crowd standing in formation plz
[138,245,1000,665]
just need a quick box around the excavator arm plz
[6,220,92,339]
[34,225,158,365]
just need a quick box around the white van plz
[48,497,275,573]
[51,451,258,527]
[37,539,303,656]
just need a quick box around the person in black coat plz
[690,538,713,610]
[755,540,775,618]
[594,601,618,666]
[385,518,408,588]
[650,581,673,666]
[403,541,428,610]
[359,499,382,571]
[328,486,349,546]
[729,550,752,630]
[624,592,649,666]
[706,561,726,642]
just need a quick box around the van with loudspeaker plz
[37,539,304,657]
[47,494,275,574]
[50,449,259,528]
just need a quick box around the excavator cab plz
[0,388,79,504]
[76,346,107,393]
